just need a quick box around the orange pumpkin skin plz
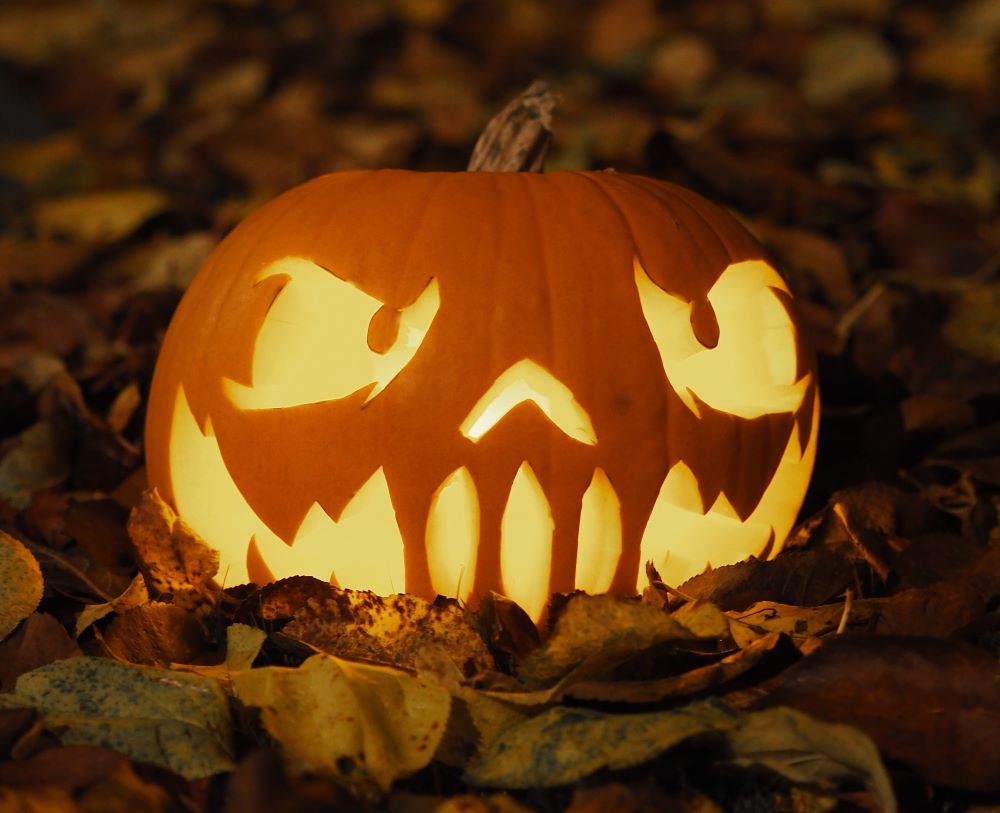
[145,170,818,617]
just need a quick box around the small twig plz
[836,588,854,635]
[835,282,887,345]
[650,578,698,603]
[467,80,558,173]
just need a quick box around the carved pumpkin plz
[145,170,818,621]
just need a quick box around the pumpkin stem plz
[467,80,558,173]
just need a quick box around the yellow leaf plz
[35,188,168,242]
[233,653,451,792]
[75,573,150,638]
[172,623,266,687]
[0,530,43,640]
[0,657,233,779]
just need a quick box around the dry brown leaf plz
[100,602,206,666]
[0,785,78,813]
[257,577,493,679]
[564,631,793,704]
[762,635,1000,793]
[127,488,219,611]
[678,548,858,612]
[0,613,81,691]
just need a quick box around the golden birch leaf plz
[0,530,43,640]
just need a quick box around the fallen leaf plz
[567,783,719,813]
[516,594,705,688]
[173,623,266,687]
[435,686,532,767]
[565,631,794,704]
[728,599,879,646]
[222,747,364,813]
[34,188,169,243]
[0,744,127,791]
[255,577,493,679]
[762,635,1000,793]
[0,531,43,640]
[0,786,77,813]
[473,591,541,670]
[0,613,81,691]
[75,573,150,637]
[101,602,206,666]
[799,28,899,107]
[0,656,233,780]
[127,488,219,611]
[875,191,997,278]
[466,699,894,810]
[0,420,70,510]
[725,706,896,813]
[943,283,1000,364]
[678,548,857,612]
[233,653,451,792]
[466,701,735,788]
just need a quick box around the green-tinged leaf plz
[0,656,233,779]
[233,653,451,792]
[0,531,43,640]
[466,701,737,788]
[467,699,896,812]
[727,706,896,813]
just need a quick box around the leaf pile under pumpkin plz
[3,486,1000,810]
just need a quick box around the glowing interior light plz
[460,359,597,445]
[225,257,438,410]
[426,466,478,602]
[574,468,622,594]
[501,462,553,622]
[637,391,819,590]
[635,258,805,418]
[169,387,405,593]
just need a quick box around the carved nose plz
[459,359,597,445]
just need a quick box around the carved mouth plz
[167,385,811,622]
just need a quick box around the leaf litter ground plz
[1,1,1000,811]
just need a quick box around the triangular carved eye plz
[634,257,807,418]
[225,257,439,410]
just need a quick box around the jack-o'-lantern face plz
[145,170,818,621]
